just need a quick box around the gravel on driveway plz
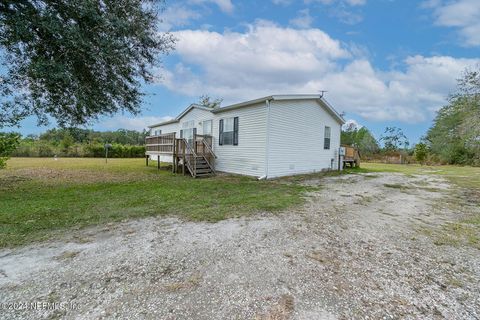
[1,172,479,319]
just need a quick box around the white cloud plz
[272,0,292,5]
[101,116,174,131]
[274,0,367,9]
[304,0,367,6]
[289,9,314,29]
[425,0,480,46]
[303,0,366,24]
[345,0,366,5]
[342,119,362,130]
[189,0,234,13]
[158,4,201,31]
[157,21,479,123]
[330,6,363,24]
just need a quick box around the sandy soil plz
[1,172,479,319]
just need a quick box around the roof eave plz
[319,97,346,125]
[212,96,274,113]
[148,119,179,128]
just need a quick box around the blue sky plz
[11,0,480,144]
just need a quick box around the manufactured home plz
[146,94,345,179]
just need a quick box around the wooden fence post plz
[172,133,176,173]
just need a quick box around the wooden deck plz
[145,133,216,178]
[342,145,360,168]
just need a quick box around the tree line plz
[340,66,479,166]
[341,125,412,161]
[424,68,479,166]
[9,128,148,160]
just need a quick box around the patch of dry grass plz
[433,222,480,249]
[255,294,295,320]
[55,251,81,260]
[165,273,203,292]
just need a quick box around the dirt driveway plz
[1,172,479,319]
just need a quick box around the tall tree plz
[426,67,480,165]
[380,127,409,152]
[0,0,175,128]
[341,124,380,156]
[198,95,223,109]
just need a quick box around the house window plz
[151,129,161,136]
[180,120,196,146]
[203,120,212,136]
[324,126,331,150]
[219,117,238,146]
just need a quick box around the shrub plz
[414,143,428,165]
[0,133,20,168]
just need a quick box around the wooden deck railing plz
[145,132,176,153]
[194,135,216,174]
[175,138,197,175]
[146,132,216,177]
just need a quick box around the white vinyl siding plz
[266,99,341,178]
[213,103,267,176]
[147,98,342,178]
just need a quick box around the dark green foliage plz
[426,67,480,165]
[341,124,380,157]
[83,143,145,158]
[0,0,175,128]
[0,132,20,168]
[38,128,148,145]
[414,143,428,165]
[11,128,147,157]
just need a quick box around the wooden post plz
[157,156,160,170]
[183,141,186,176]
[172,132,176,173]
[146,155,149,166]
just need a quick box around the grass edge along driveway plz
[0,158,314,247]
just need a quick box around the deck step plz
[196,168,213,174]
[195,172,214,178]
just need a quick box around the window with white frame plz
[202,120,212,136]
[324,126,331,150]
[219,117,238,146]
[180,120,195,146]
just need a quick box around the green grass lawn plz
[1,158,478,249]
[0,158,311,247]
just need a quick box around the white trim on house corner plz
[263,98,272,179]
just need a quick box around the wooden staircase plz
[175,135,216,178]
[145,133,216,178]
[193,156,214,177]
